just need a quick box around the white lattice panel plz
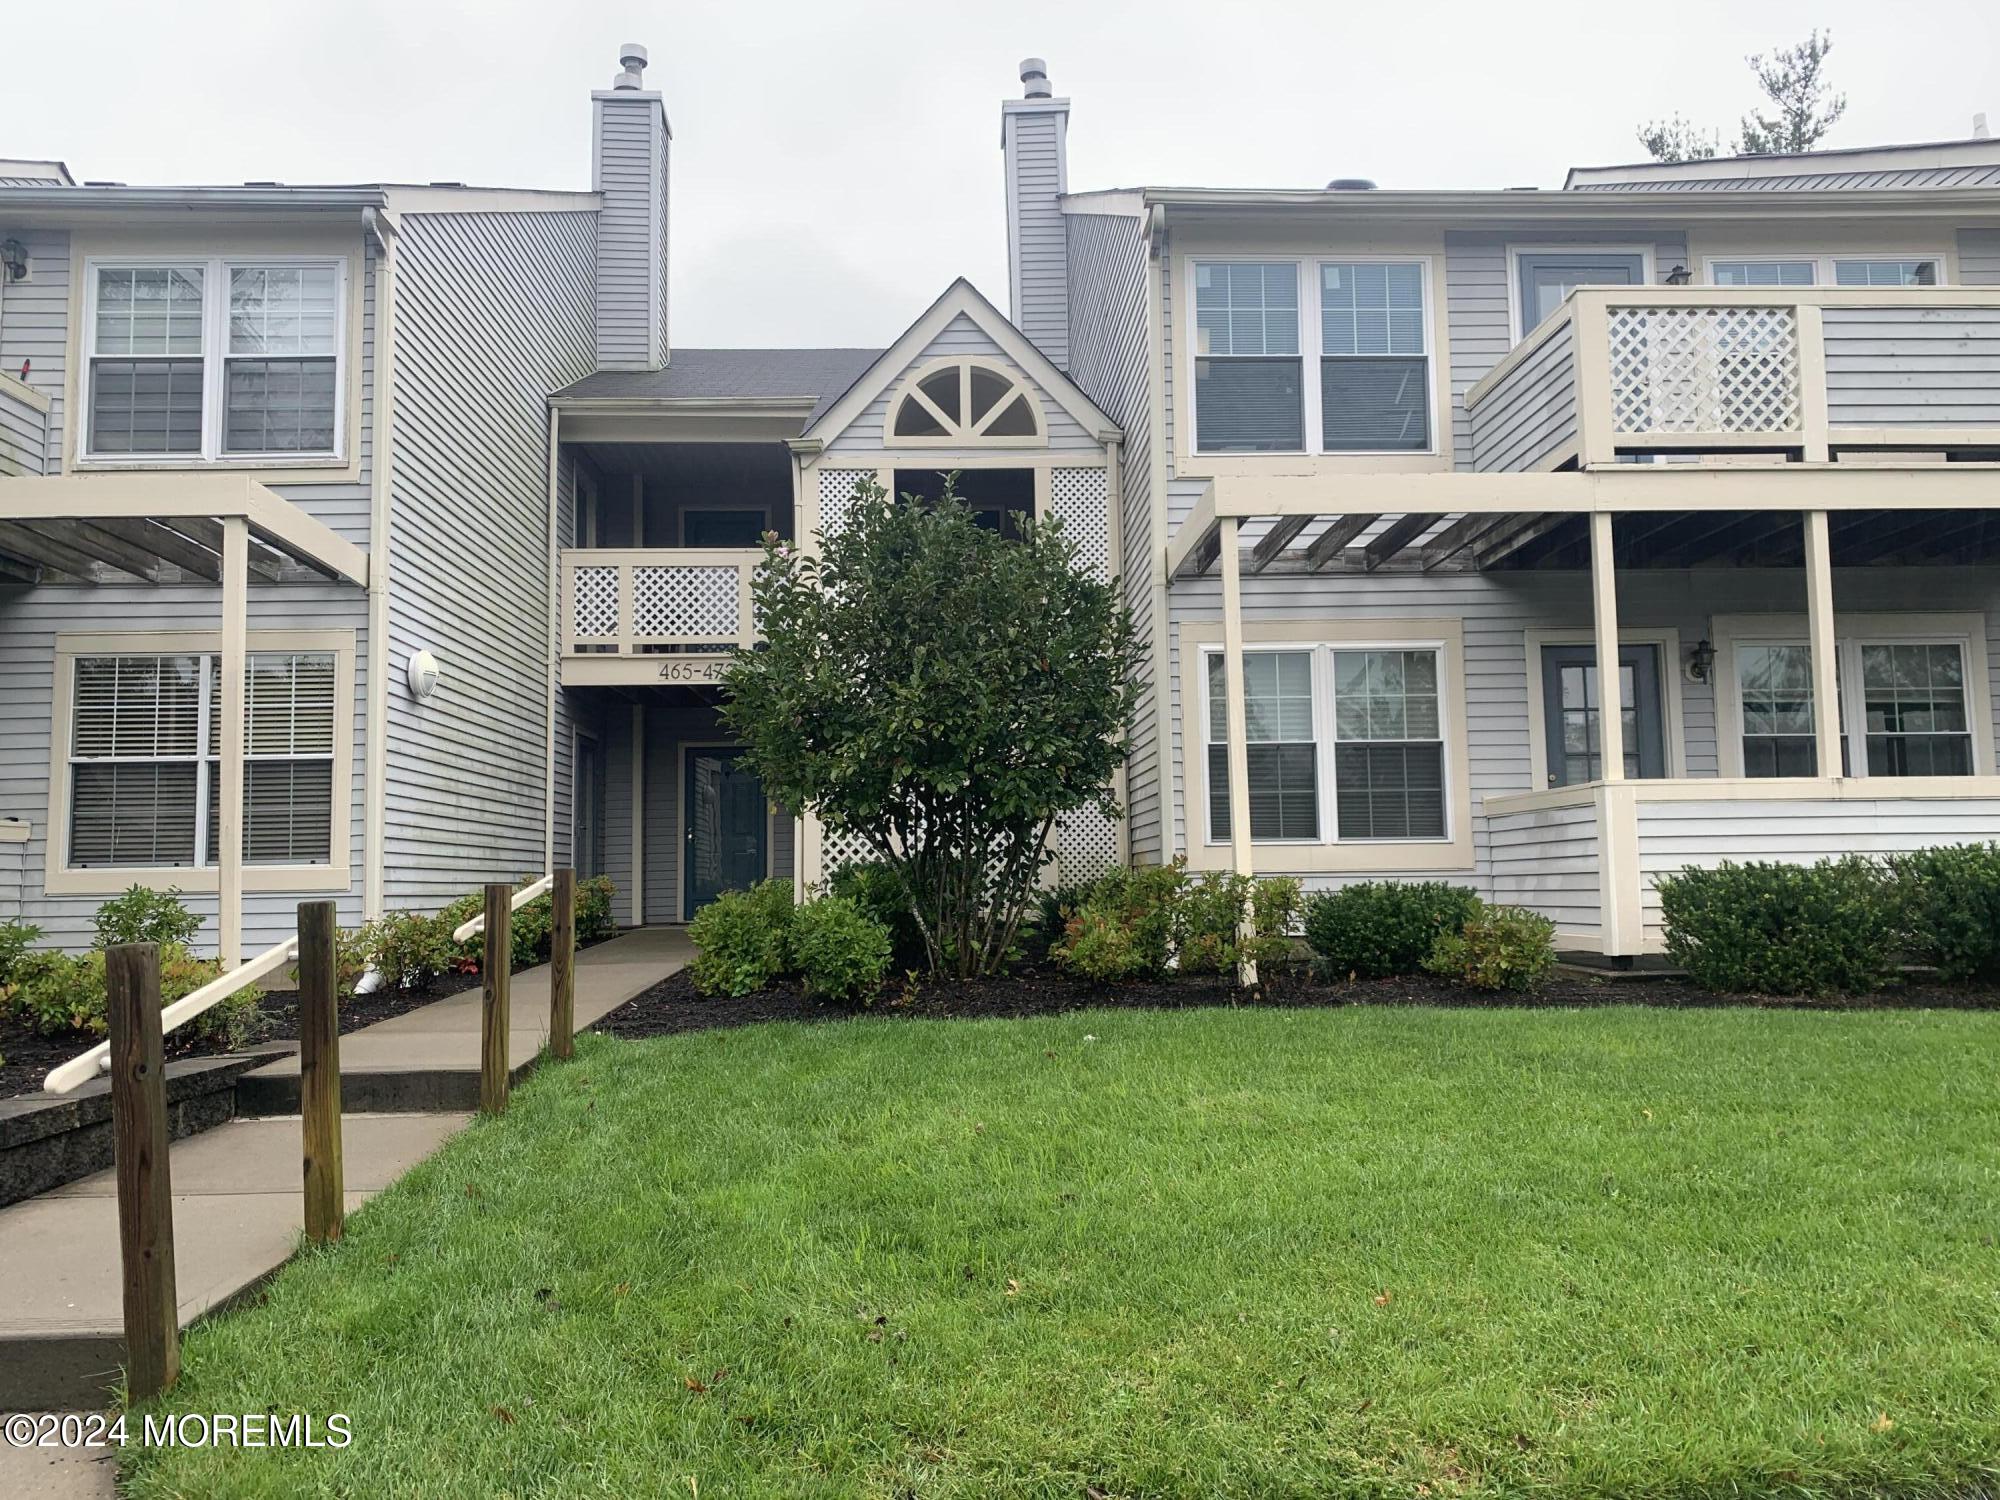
[1049,467,1111,582]
[1608,305,1801,435]
[820,825,876,879]
[817,469,874,543]
[571,566,618,639]
[633,565,739,640]
[1057,807,1121,884]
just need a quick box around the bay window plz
[84,257,344,461]
[66,648,339,873]
[1204,641,1450,846]
[1192,257,1435,455]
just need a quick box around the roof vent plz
[1020,58,1052,99]
[1325,177,1377,191]
[612,42,648,91]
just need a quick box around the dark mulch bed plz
[0,969,482,1101]
[592,963,2000,1041]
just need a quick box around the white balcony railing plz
[1465,286,2000,471]
[560,547,762,656]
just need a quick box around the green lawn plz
[125,1006,2000,1499]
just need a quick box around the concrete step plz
[0,1113,467,1411]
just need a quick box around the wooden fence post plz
[481,884,512,1115]
[550,868,576,1062]
[106,942,178,1401]
[297,900,344,1245]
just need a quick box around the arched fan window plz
[889,359,1044,445]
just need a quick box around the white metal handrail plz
[42,934,301,1095]
[452,874,554,943]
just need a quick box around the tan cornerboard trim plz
[63,225,369,482]
[1485,773,2000,819]
[1175,616,1475,875]
[43,628,357,898]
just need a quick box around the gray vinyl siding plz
[0,583,370,950]
[1468,319,1576,472]
[1960,229,2000,286]
[0,230,69,471]
[552,448,577,868]
[592,93,667,370]
[601,700,635,917]
[1443,229,1687,469]
[1164,564,2000,893]
[1065,209,1161,861]
[384,208,596,912]
[0,384,45,476]
[1005,107,1069,368]
[1489,801,1600,941]
[1822,303,2000,428]
[822,313,1100,453]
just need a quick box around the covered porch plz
[1168,465,2000,957]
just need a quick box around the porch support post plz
[1216,516,1258,987]
[218,517,248,968]
[1803,509,1842,776]
[1588,511,1625,782]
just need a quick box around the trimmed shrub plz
[830,861,926,970]
[689,879,795,998]
[576,876,618,944]
[8,944,262,1048]
[789,895,892,1003]
[1425,906,1557,993]
[0,920,41,987]
[1888,842,2000,983]
[1051,862,1188,980]
[1176,873,1305,976]
[1656,856,1899,997]
[1304,882,1484,979]
[367,910,456,994]
[92,885,200,949]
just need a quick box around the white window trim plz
[1187,622,1473,872]
[1711,611,1993,779]
[1523,628,1687,789]
[1185,254,1440,458]
[78,254,349,465]
[1699,254,1951,287]
[45,629,355,896]
[1506,244,1657,341]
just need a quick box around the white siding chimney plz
[1001,57,1070,368]
[592,43,670,370]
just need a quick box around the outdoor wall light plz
[0,239,27,283]
[1664,263,1693,286]
[406,648,441,702]
[1686,638,1715,683]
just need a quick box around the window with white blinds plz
[69,651,337,869]
[84,258,344,461]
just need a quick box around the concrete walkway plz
[238,926,694,1112]
[0,926,692,1439]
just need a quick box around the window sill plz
[1185,837,1469,874]
[43,864,352,898]
[75,455,347,472]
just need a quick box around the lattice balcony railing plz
[1607,304,1803,436]
[561,548,762,654]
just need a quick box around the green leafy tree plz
[1637,29,1846,162]
[721,478,1140,978]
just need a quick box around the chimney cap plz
[613,42,648,90]
[1020,57,1052,99]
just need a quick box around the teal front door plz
[684,748,767,918]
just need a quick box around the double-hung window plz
[1704,257,1945,288]
[1193,262,1303,452]
[1860,644,1971,775]
[1192,258,1433,454]
[85,258,343,461]
[1835,258,1939,287]
[1710,260,1817,287]
[1204,642,1451,846]
[68,650,338,870]
[1319,263,1429,451]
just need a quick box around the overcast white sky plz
[6,0,1995,346]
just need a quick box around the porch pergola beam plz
[37,519,167,580]
[1474,512,1572,569]
[154,517,285,582]
[1362,514,1438,572]
[85,517,223,582]
[1247,514,1311,574]
[1802,510,1843,778]
[1421,512,1512,571]
[1304,513,1378,571]
[0,519,104,579]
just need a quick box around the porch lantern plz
[1686,638,1715,684]
[1664,263,1693,286]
